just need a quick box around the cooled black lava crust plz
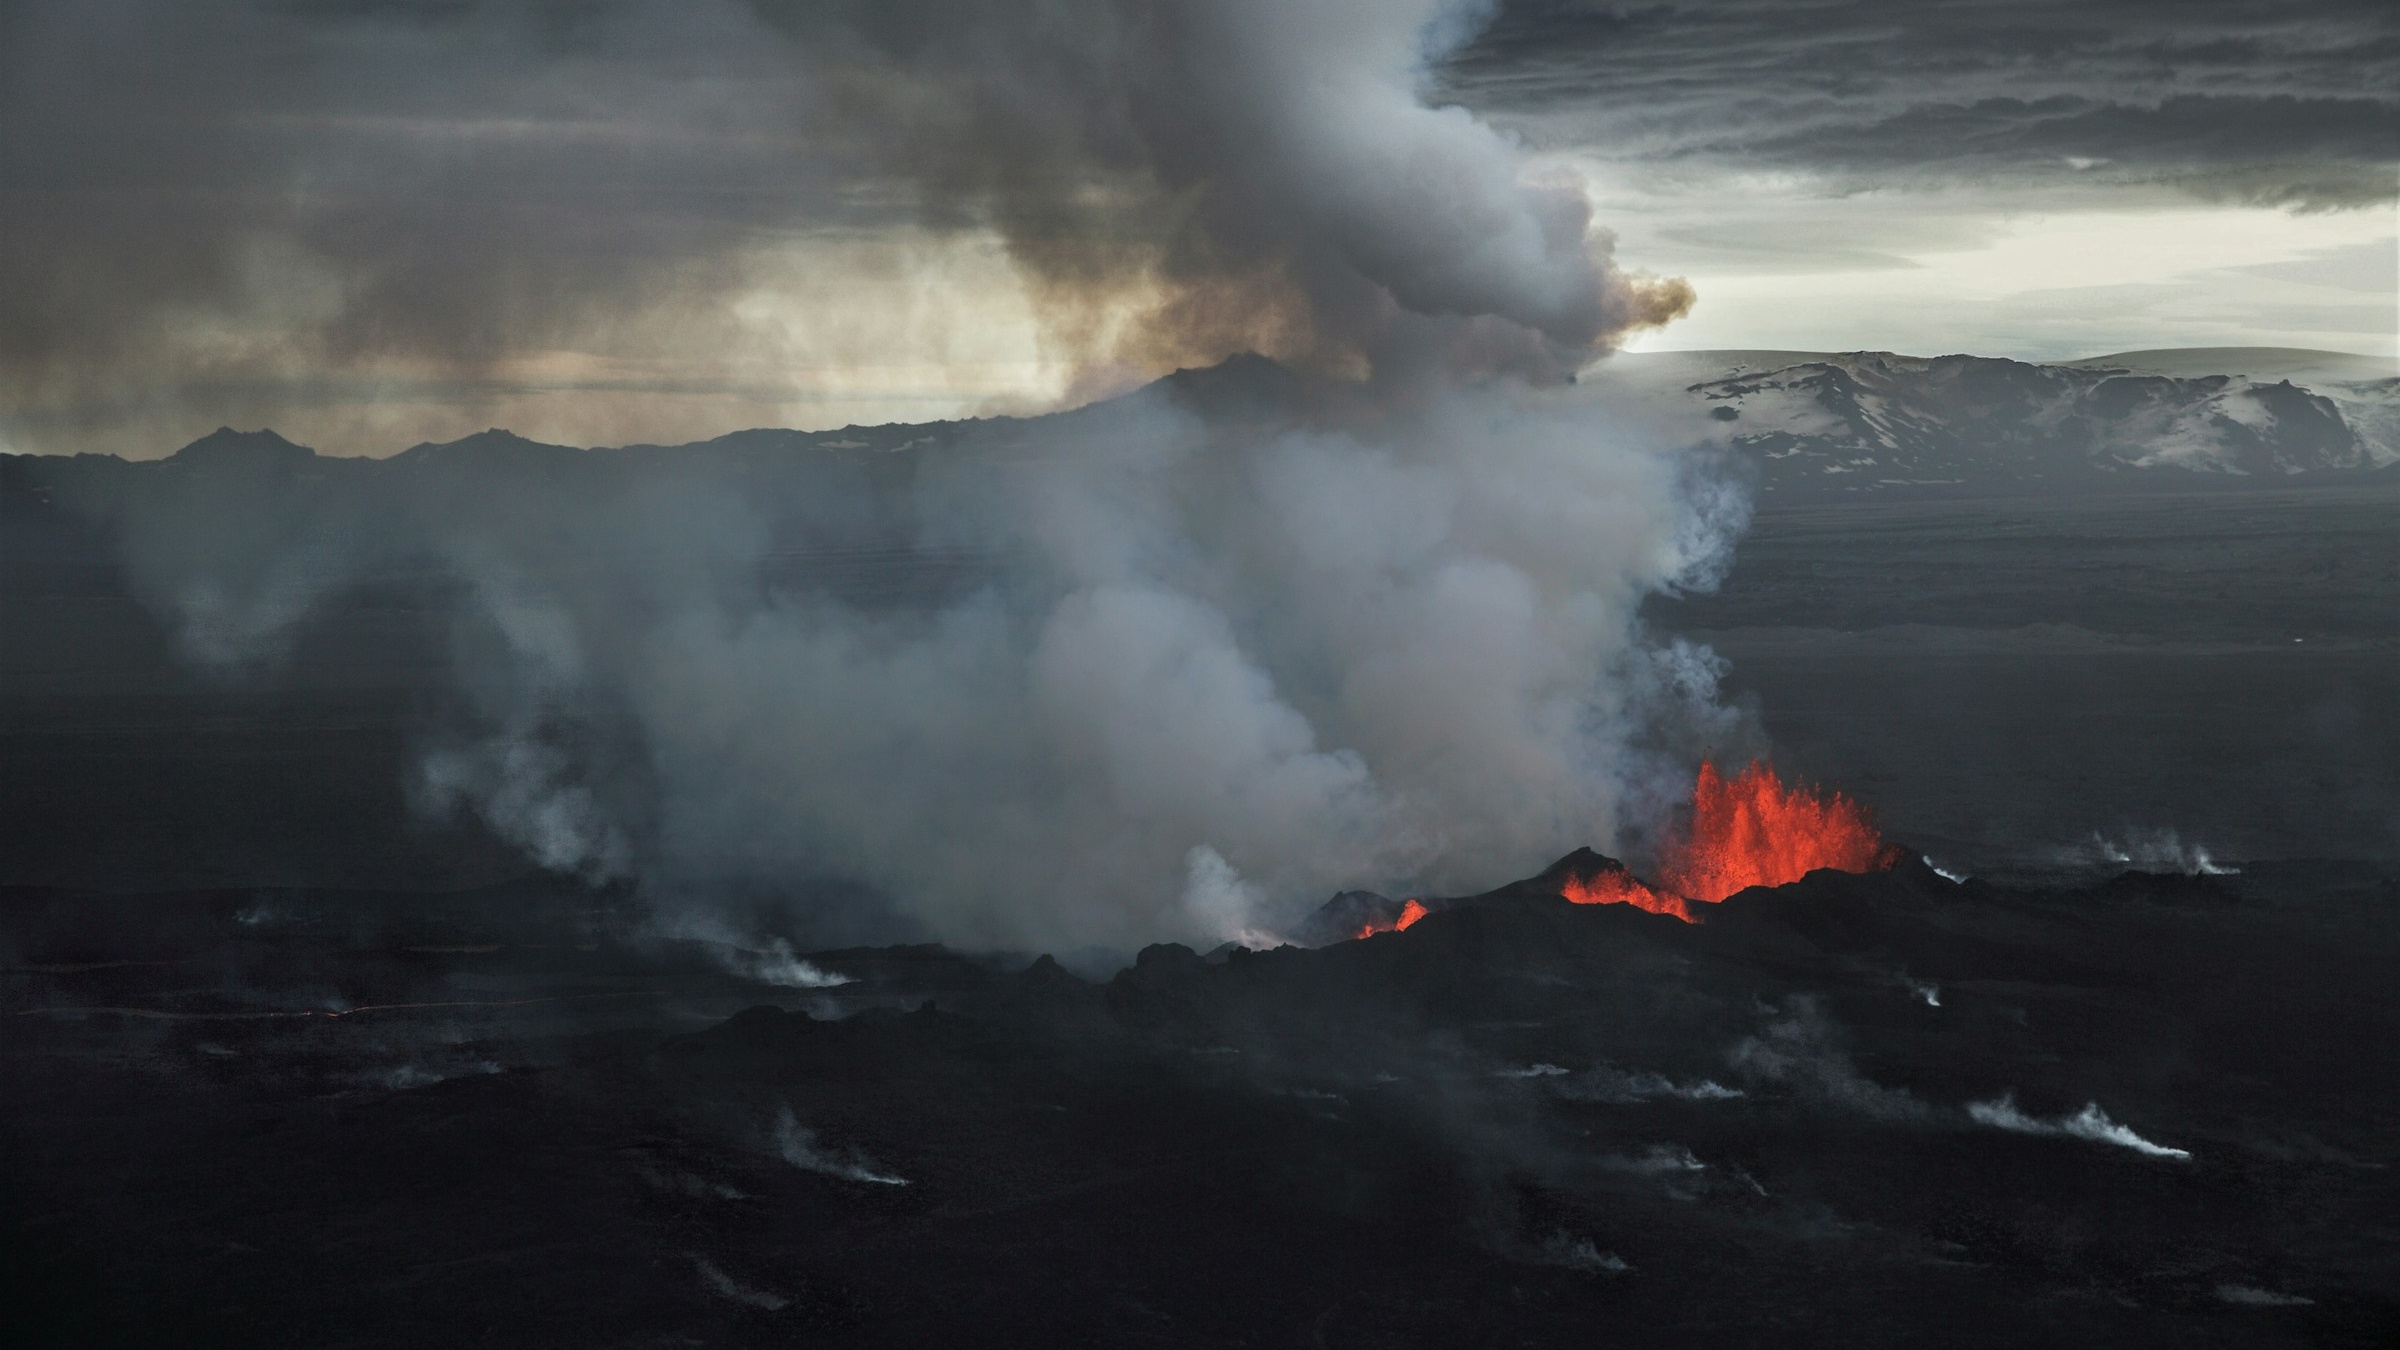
[5,858,2394,1347]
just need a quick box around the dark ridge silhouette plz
[166,427,318,467]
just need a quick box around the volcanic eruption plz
[1563,760,1903,922]
[7,0,2392,1343]
[1351,897,1430,940]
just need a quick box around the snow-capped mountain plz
[1594,347,2397,498]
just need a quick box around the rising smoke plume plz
[31,1,1744,952]
[767,0,1696,382]
[1,0,1690,451]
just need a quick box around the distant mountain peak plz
[1671,349,2389,490]
[1149,352,1318,418]
[168,427,316,466]
[393,427,584,464]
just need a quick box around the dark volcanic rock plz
[6,857,2394,1347]
[1288,888,1410,946]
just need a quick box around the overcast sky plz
[2,0,2392,455]
[1446,0,2397,361]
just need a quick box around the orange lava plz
[1354,898,1430,940]
[1561,867,1693,922]
[1566,760,1900,921]
[1665,760,1902,902]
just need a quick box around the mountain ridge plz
[8,347,2396,501]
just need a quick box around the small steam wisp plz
[2087,829,2238,876]
[774,1107,909,1186]
[1967,1092,2192,1161]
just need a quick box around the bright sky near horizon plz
[1610,199,2395,363]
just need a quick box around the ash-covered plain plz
[5,854,2394,1346]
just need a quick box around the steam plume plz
[777,0,1696,380]
[39,1,1743,953]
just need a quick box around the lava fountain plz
[1568,760,1903,921]
[1354,898,1430,940]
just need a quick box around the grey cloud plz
[1730,96,2395,206]
[1442,0,2398,208]
[1653,220,1945,274]
[2230,239,2400,290]
[3,0,849,415]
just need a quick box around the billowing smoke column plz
[779,0,1694,381]
[486,381,1738,951]
[53,1,1744,952]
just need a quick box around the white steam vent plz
[1967,1093,2193,1161]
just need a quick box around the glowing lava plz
[1561,867,1693,922]
[1567,760,1901,921]
[1665,760,1902,901]
[1353,898,1430,940]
